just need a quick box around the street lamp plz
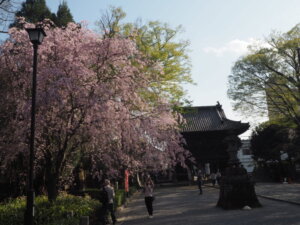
[26,28,47,44]
[25,27,46,225]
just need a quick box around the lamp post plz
[25,27,46,225]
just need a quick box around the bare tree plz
[0,0,20,33]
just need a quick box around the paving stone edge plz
[204,184,300,207]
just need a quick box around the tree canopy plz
[228,24,300,128]
[10,0,52,27]
[53,0,74,27]
[96,7,194,106]
[251,123,289,162]
[250,123,298,182]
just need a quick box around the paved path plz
[117,185,300,225]
[255,183,300,205]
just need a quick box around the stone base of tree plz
[217,167,261,209]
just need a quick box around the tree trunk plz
[186,167,192,185]
[45,163,59,201]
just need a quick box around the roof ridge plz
[181,104,249,134]
[185,105,219,109]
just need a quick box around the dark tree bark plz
[45,172,58,201]
[45,159,59,201]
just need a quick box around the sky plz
[6,0,300,137]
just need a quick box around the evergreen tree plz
[10,0,52,27]
[53,1,74,27]
[10,0,74,28]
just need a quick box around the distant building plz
[237,139,255,173]
[181,102,249,174]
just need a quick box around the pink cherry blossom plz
[0,20,192,199]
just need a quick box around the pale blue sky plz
[9,0,300,135]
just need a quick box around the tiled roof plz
[181,103,249,134]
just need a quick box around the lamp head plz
[26,28,46,45]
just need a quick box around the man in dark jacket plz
[197,170,203,195]
[102,179,117,225]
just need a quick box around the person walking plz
[103,179,117,225]
[197,170,203,195]
[144,176,155,218]
[210,172,217,186]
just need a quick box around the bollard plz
[79,216,89,225]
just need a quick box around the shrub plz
[129,186,137,196]
[0,197,25,225]
[82,188,126,207]
[80,188,102,201]
[82,186,137,207]
[0,194,100,225]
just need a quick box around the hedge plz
[83,186,137,208]
[0,186,137,225]
[0,193,99,225]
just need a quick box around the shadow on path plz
[117,185,300,225]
